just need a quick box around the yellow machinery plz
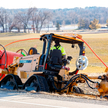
[0,33,108,98]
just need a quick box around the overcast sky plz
[0,0,108,9]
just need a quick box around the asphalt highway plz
[0,90,108,108]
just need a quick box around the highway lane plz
[0,90,108,108]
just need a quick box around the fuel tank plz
[0,50,23,69]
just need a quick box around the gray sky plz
[0,0,108,9]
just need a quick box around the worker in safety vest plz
[50,39,66,59]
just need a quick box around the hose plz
[51,74,80,91]
[80,74,99,89]
[51,74,99,91]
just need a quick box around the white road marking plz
[0,99,68,108]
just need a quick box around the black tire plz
[28,47,37,55]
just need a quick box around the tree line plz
[0,8,52,33]
[0,7,108,33]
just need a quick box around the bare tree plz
[43,11,53,32]
[35,10,53,33]
[30,7,38,33]
[0,9,8,32]
[78,18,90,29]
[9,16,23,32]
[62,20,65,26]
[31,9,53,33]
[68,11,78,25]
[8,15,14,32]
[89,18,101,29]
[106,19,108,27]
[14,8,34,33]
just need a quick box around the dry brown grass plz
[0,33,40,40]
[0,32,108,74]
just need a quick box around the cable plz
[0,38,39,50]
[76,36,108,68]
[51,74,99,91]
[80,74,99,89]
[51,74,80,91]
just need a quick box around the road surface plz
[0,90,108,108]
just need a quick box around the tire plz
[28,47,37,55]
